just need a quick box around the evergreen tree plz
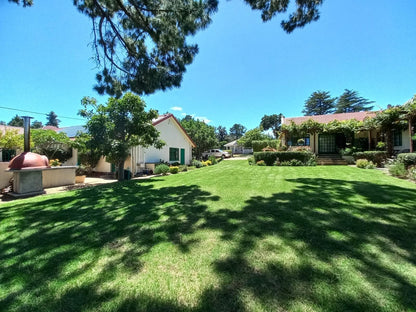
[229,124,247,140]
[46,111,60,127]
[335,89,374,113]
[7,115,23,127]
[10,0,324,96]
[31,120,43,129]
[302,91,336,116]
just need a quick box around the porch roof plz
[283,111,377,125]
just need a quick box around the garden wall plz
[0,162,12,189]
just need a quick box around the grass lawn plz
[1,160,416,311]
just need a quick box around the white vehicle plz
[202,149,231,159]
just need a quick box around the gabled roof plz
[153,113,196,148]
[283,111,377,125]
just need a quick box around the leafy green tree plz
[0,129,23,150]
[71,132,102,173]
[79,92,164,181]
[46,111,60,127]
[7,115,23,127]
[373,106,405,156]
[216,126,228,146]
[302,91,336,116]
[237,127,270,148]
[335,89,374,113]
[31,129,72,161]
[229,124,247,140]
[260,114,282,138]
[402,94,416,152]
[31,120,43,129]
[10,0,325,96]
[181,116,217,159]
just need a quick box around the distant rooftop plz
[57,125,86,138]
[283,111,377,125]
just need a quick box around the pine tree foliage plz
[10,0,325,96]
[7,115,24,127]
[229,124,247,140]
[302,91,336,116]
[335,89,374,113]
[46,111,60,127]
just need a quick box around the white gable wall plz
[141,117,193,165]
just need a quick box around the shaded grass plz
[1,161,416,311]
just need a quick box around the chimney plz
[22,116,32,153]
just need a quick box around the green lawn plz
[1,160,416,311]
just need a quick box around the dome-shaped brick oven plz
[8,152,49,170]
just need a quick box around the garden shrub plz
[353,151,387,167]
[254,151,316,166]
[247,156,255,165]
[408,166,416,180]
[356,159,375,169]
[397,153,416,168]
[388,161,407,178]
[155,164,170,175]
[169,166,179,174]
[280,159,303,166]
[208,155,218,165]
[191,159,203,168]
[202,160,211,166]
[171,161,181,166]
[179,165,188,172]
[256,160,266,166]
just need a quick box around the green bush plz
[155,164,170,175]
[169,166,179,174]
[208,155,218,165]
[376,142,386,151]
[247,156,255,166]
[408,166,416,180]
[191,159,203,168]
[254,151,315,166]
[353,151,387,167]
[356,159,375,169]
[280,159,304,166]
[256,160,266,166]
[397,153,416,168]
[179,165,188,172]
[388,161,407,178]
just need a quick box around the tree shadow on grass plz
[197,178,416,311]
[0,180,219,312]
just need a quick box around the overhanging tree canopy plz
[10,0,325,96]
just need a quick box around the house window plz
[288,135,310,146]
[169,148,179,162]
[393,131,402,147]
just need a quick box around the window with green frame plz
[393,131,402,147]
[169,147,179,161]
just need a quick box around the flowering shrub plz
[169,166,179,174]
[256,160,266,166]
[356,159,375,169]
[49,159,61,167]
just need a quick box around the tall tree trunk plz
[409,118,413,153]
[117,161,125,181]
[386,129,394,157]
[368,130,371,150]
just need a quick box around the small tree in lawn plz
[79,93,164,181]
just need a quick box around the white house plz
[60,113,196,175]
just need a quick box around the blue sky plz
[1,0,415,131]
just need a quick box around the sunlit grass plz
[1,160,416,311]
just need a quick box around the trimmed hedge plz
[397,153,416,168]
[352,151,387,167]
[254,151,315,166]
